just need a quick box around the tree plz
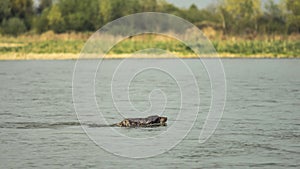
[258,0,286,34]
[99,0,112,24]
[34,7,50,33]
[285,0,300,33]
[47,5,65,33]
[140,0,158,11]
[0,0,12,23]
[218,0,262,34]
[7,0,34,29]
[1,17,26,36]
[36,0,52,14]
[10,0,33,19]
[157,0,179,14]
[186,4,200,23]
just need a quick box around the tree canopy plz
[0,0,299,36]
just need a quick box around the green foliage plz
[1,17,27,36]
[47,5,65,33]
[36,0,52,14]
[0,0,12,22]
[0,0,300,36]
[286,0,300,33]
[108,39,193,55]
[99,0,112,24]
[34,8,49,33]
[0,39,84,53]
[213,40,300,56]
[10,0,34,19]
[258,0,286,34]
[10,0,34,29]
[218,0,262,34]
[1,36,299,57]
[286,0,300,15]
[139,0,158,11]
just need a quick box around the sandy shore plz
[0,53,297,60]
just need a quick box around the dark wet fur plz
[115,115,167,127]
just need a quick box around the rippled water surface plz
[0,59,299,168]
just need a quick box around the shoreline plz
[0,53,298,60]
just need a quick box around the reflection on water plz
[0,59,299,168]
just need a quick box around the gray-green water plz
[0,59,299,168]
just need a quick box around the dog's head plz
[159,116,167,124]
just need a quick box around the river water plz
[0,59,299,168]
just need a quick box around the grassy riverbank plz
[0,32,299,60]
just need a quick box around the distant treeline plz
[0,0,300,36]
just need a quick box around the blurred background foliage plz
[0,0,299,36]
[1,0,300,58]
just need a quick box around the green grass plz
[0,40,85,53]
[213,40,300,57]
[108,40,194,55]
[0,35,299,57]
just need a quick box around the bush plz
[1,17,27,36]
[33,9,50,34]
